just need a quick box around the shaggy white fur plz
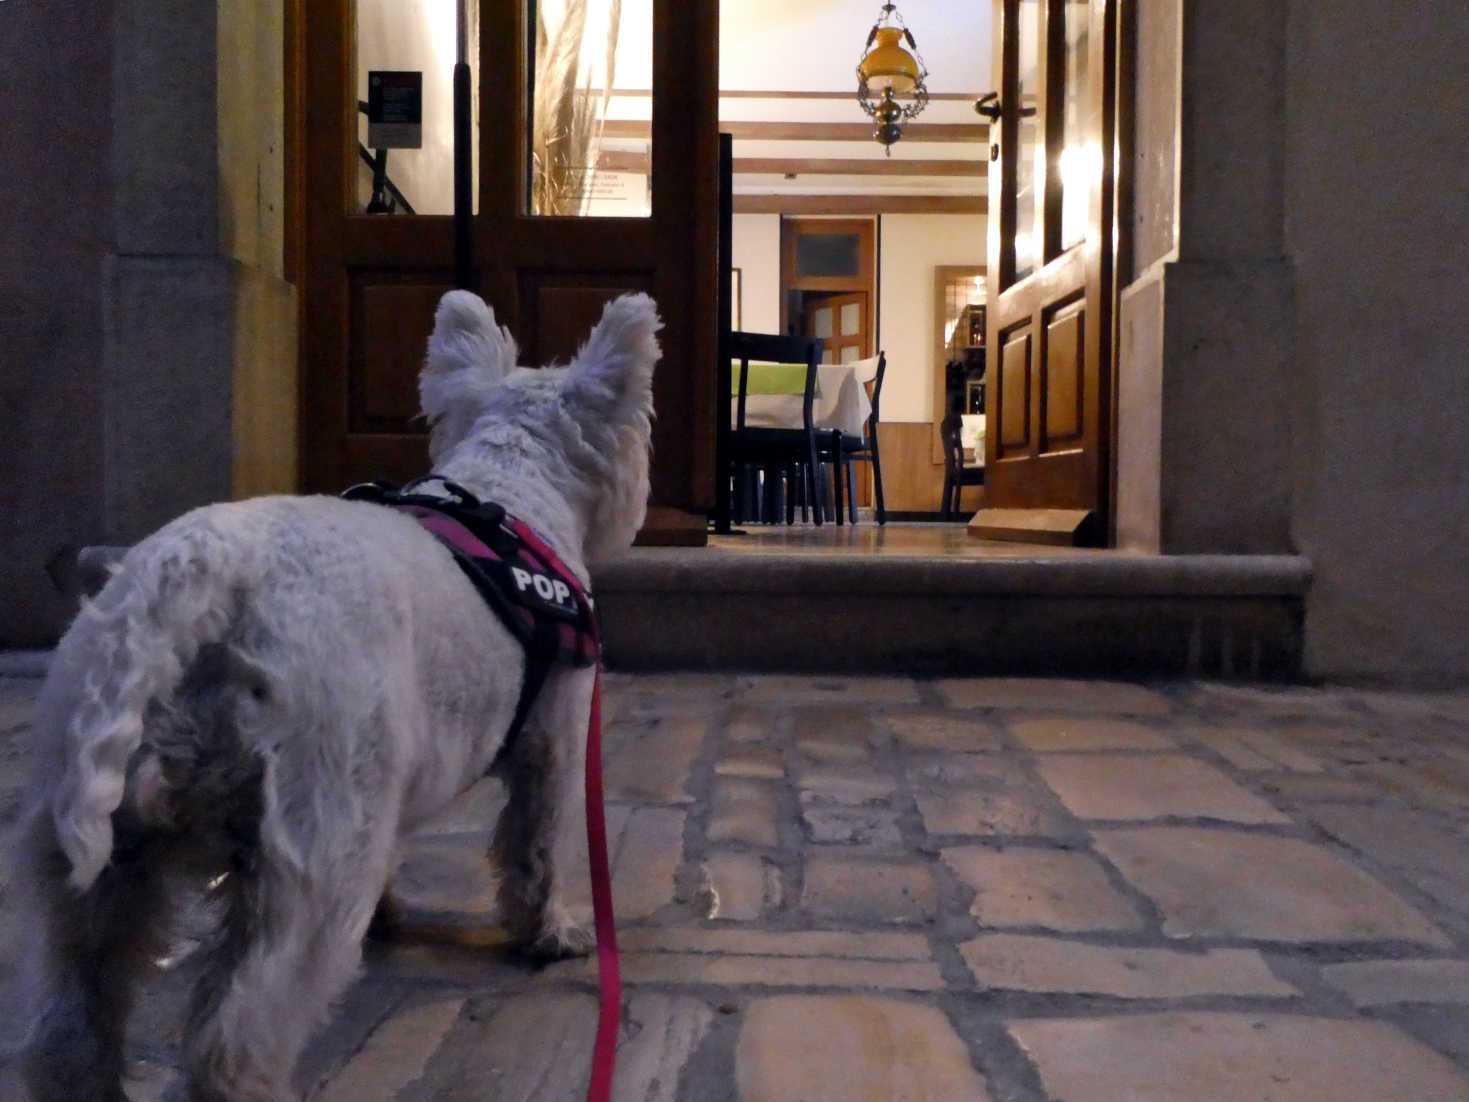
[13,292,661,1101]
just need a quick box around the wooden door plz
[779,218,877,345]
[300,0,718,541]
[804,292,869,364]
[977,0,1118,545]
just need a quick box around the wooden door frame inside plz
[779,216,877,349]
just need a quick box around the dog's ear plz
[420,291,519,459]
[564,293,662,419]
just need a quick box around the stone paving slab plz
[943,845,1148,932]
[736,995,993,1101]
[1321,959,1469,1007]
[960,934,1298,999]
[2,668,1468,1100]
[1305,802,1469,916]
[938,677,1173,714]
[313,996,466,1102]
[801,855,936,924]
[1033,753,1292,823]
[1093,827,1452,946]
[1008,1012,1469,1101]
[886,711,1008,752]
[1007,714,1175,751]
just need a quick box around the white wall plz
[731,213,780,334]
[878,214,986,423]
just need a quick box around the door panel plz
[998,329,1032,451]
[518,272,657,367]
[350,277,451,440]
[302,0,717,536]
[980,0,1117,544]
[1043,301,1084,443]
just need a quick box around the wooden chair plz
[728,331,828,525]
[940,412,984,521]
[834,352,887,524]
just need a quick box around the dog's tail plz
[47,508,255,891]
[420,290,520,461]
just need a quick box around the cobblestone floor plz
[2,670,1469,1100]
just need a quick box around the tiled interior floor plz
[3,672,1469,1099]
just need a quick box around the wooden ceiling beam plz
[597,151,983,177]
[604,88,982,102]
[733,195,987,215]
[603,120,985,143]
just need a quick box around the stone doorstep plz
[595,553,1308,678]
[57,545,1309,677]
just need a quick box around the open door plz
[300,0,718,544]
[973,0,1118,545]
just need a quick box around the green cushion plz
[731,362,811,396]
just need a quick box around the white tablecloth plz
[961,413,986,467]
[734,358,879,439]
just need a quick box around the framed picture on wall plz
[730,268,742,330]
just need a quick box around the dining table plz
[731,357,880,438]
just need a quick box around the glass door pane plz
[1059,0,1092,251]
[1013,0,1042,279]
[528,0,652,217]
[355,0,480,215]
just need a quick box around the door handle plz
[974,92,1001,121]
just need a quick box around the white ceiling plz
[719,2,991,200]
[719,0,991,94]
[590,0,992,200]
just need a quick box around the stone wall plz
[1284,1,1469,682]
[0,0,114,644]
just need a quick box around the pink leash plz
[584,666,620,1102]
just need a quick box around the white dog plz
[13,292,661,1100]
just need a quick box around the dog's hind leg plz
[490,667,596,960]
[19,814,174,1102]
[181,759,402,1101]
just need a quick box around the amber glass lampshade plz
[859,27,921,96]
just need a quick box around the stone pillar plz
[1115,0,1294,554]
[0,0,296,646]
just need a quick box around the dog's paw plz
[520,907,596,961]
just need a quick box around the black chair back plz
[729,332,823,432]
